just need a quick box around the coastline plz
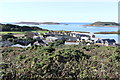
[94,32,120,34]
[83,25,120,27]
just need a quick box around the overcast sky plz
[0,0,119,22]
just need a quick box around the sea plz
[2,22,120,43]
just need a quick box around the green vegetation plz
[1,34,16,41]
[0,23,48,32]
[0,23,49,35]
[1,33,36,46]
[0,31,48,36]
[32,31,49,34]
[0,32,25,34]
[118,29,120,33]
[0,41,120,79]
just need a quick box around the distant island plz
[84,21,120,27]
[15,22,67,25]
[15,22,40,25]
[40,22,61,25]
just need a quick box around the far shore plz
[94,32,120,34]
[83,21,120,27]
[84,25,120,27]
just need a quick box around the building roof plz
[46,36,59,40]
[102,39,116,43]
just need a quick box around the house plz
[95,39,116,46]
[102,39,116,46]
[43,40,53,44]
[46,36,65,41]
[70,33,91,41]
[15,39,31,46]
[46,36,59,41]
[11,38,46,48]
[67,37,79,42]
[65,42,79,45]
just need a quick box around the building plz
[46,36,59,41]
[95,39,116,46]
[65,42,79,45]
[67,37,79,42]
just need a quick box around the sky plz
[0,0,119,22]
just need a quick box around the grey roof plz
[102,39,116,43]
[96,39,116,43]
[68,37,78,41]
[46,36,59,40]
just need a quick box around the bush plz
[1,44,120,79]
[2,34,16,41]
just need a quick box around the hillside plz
[84,21,120,27]
[0,24,48,32]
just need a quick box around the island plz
[15,22,67,25]
[84,21,120,27]
[15,22,40,25]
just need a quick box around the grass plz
[32,31,49,34]
[0,31,49,34]
[0,32,25,34]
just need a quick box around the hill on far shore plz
[15,22,62,25]
[84,21,120,27]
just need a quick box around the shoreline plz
[94,32,120,34]
[83,25,120,27]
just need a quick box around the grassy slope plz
[32,31,49,34]
[0,32,25,34]
[0,31,49,34]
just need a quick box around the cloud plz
[0,0,119,2]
